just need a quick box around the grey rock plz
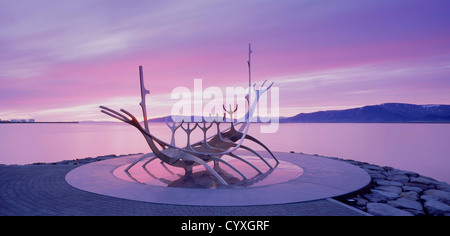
[410,176,437,186]
[370,179,384,186]
[369,173,387,180]
[345,159,365,166]
[435,182,450,192]
[371,189,399,200]
[365,169,382,175]
[366,203,414,216]
[403,182,430,191]
[361,164,385,172]
[375,185,403,195]
[387,174,409,183]
[423,189,450,205]
[382,166,394,171]
[399,191,419,201]
[354,196,368,207]
[388,198,423,212]
[364,193,388,203]
[374,179,403,187]
[421,194,439,202]
[389,169,419,178]
[402,186,423,194]
[404,208,426,216]
[424,200,450,216]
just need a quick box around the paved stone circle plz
[66,152,371,206]
[0,164,366,216]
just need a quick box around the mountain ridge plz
[92,103,450,123]
[281,103,450,123]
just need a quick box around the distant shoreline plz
[0,121,79,124]
[1,121,449,125]
[278,121,450,124]
[83,121,450,124]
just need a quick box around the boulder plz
[387,174,409,183]
[375,185,403,195]
[355,197,368,207]
[404,208,426,216]
[365,169,382,174]
[403,182,430,191]
[402,186,423,194]
[344,159,363,165]
[95,154,116,161]
[421,195,439,202]
[399,191,419,201]
[361,164,385,172]
[435,182,450,192]
[363,193,388,203]
[374,179,403,187]
[365,168,385,179]
[370,173,387,180]
[410,176,438,186]
[424,200,450,216]
[390,169,420,178]
[388,198,423,212]
[371,189,399,201]
[366,203,414,216]
[423,189,450,205]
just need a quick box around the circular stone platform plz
[65,151,370,206]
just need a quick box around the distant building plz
[10,119,34,123]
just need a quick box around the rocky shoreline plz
[28,153,450,216]
[325,156,450,216]
[28,153,142,166]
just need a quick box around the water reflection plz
[2,123,450,183]
[115,156,302,189]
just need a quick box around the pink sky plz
[1,0,450,121]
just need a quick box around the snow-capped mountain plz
[282,103,450,123]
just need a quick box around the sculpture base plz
[65,151,370,206]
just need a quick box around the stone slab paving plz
[0,165,366,216]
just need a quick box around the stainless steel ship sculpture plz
[99,44,278,186]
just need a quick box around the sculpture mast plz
[139,65,150,132]
[248,43,252,114]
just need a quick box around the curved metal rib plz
[228,152,262,174]
[142,155,158,169]
[208,155,247,180]
[125,153,155,172]
[243,134,279,165]
[180,153,228,185]
[237,144,273,168]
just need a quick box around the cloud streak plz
[1,0,449,121]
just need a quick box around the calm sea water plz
[0,122,449,183]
